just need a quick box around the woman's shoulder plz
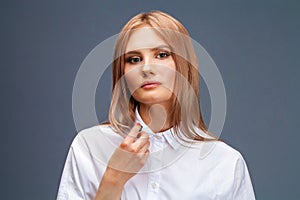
[214,140,242,156]
[202,140,246,164]
[76,124,118,138]
[185,138,244,163]
[71,124,123,149]
[68,124,124,164]
[187,128,244,160]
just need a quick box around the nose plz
[142,63,151,72]
[141,56,154,77]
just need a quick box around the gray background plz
[1,0,299,199]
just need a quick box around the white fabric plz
[57,112,256,200]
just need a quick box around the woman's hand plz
[108,123,150,177]
[95,123,150,200]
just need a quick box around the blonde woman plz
[57,11,255,200]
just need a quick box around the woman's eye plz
[156,51,170,59]
[126,56,142,64]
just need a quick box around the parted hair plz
[109,10,214,141]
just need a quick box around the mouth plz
[141,81,162,89]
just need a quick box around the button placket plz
[146,135,165,199]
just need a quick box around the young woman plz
[57,11,255,200]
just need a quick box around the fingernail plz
[138,125,143,132]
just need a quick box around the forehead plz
[125,27,168,53]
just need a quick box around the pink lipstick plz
[141,81,161,89]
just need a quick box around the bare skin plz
[94,123,150,200]
[139,103,172,133]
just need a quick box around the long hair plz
[109,10,214,141]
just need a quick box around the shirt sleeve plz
[232,154,256,200]
[57,133,102,200]
[56,127,118,200]
[56,135,86,200]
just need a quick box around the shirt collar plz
[135,108,181,150]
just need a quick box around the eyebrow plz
[125,45,171,55]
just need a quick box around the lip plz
[141,81,162,89]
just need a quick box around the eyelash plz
[125,51,171,64]
[126,56,142,64]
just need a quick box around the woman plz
[57,11,255,200]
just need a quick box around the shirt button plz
[151,182,157,189]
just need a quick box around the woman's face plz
[124,26,176,106]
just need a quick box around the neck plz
[139,103,173,133]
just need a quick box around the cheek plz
[160,65,176,89]
[124,69,140,92]
[166,71,176,91]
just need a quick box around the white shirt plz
[57,112,256,200]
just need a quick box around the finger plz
[136,131,149,140]
[123,123,142,144]
[140,150,150,163]
[138,140,150,153]
[132,132,149,150]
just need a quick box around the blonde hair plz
[109,10,214,141]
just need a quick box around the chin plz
[134,94,173,105]
[131,87,173,104]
